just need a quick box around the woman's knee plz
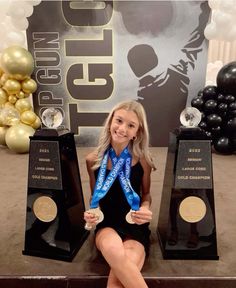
[96,228,125,261]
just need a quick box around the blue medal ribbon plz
[90,146,140,211]
[90,147,130,209]
[109,148,140,211]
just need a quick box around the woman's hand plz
[131,206,152,225]
[84,210,99,230]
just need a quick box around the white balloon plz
[30,0,42,6]
[6,31,26,46]
[7,3,26,18]
[208,0,220,10]
[11,17,29,31]
[204,22,217,40]
[219,0,236,13]
[213,11,232,26]
[0,1,11,18]
[23,3,34,17]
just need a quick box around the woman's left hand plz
[131,206,152,225]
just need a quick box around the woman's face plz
[110,108,139,146]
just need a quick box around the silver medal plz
[84,207,104,230]
[125,209,135,224]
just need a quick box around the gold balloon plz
[0,46,34,80]
[0,88,8,105]
[0,126,8,146]
[31,116,41,129]
[8,95,17,104]
[5,123,35,153]
[20,110,37,125]
[15,98,32,113]
[3,79,21,95]
[16,91,25,99]
[4,102,15,109]
[0,73,9,86]
[21,78,37,94]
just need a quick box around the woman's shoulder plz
[86,150,98,167]
[139,156,152,173]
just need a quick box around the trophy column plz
[22,109,89,261]
[157,108,219,260]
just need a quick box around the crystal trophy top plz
[180,107,201,128]
[41,108,63,129]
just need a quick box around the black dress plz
[94,162,151,252]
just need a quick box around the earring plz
[132,136,137,141]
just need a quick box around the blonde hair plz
[93,100,156,170]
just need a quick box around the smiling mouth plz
[115,132,126,138]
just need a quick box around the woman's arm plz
[86,151,97,196]
[132,157,153,224]
[140,157,152,209]
[84,151,99,226]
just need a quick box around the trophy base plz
[22,230,89,262]
[175,126,207,140]
[157,131,219,260]
[23,130,89,262]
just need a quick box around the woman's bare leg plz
[96,228,148,288]
[107,238,146,288]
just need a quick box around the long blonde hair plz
[93,100,156,170]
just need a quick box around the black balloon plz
[226,117,236,135]
[229,102,236,111]
[217,93,225,103]
[201,112,206,121]
[191,97,204,110]
[211,126,221,138]
[204,99,217,114]
[224,94,235,104]
[204,130,212,139]
[202,85,218,101]
[197,89,203,97]
[199,121,207,130]
[217,103,228,118]
[217,61,236,95]
[207,114,222,127]
[228,110,236,118]
[214,137,234,154]
[232,138,236,150]
[218,102,227,112]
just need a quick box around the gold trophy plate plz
[33,196,57,222]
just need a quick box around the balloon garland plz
[0,1,42,52]
[191,62,236,154]
[0,45,41,153]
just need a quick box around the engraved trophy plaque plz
[157,107,219,259]
[23,108,89,261]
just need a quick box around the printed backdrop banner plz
[26,1,210,146]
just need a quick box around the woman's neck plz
[110,142,128,156]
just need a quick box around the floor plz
[0,146,236,287]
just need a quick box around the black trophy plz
[22,108,89,261]
[157,107,219,260]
